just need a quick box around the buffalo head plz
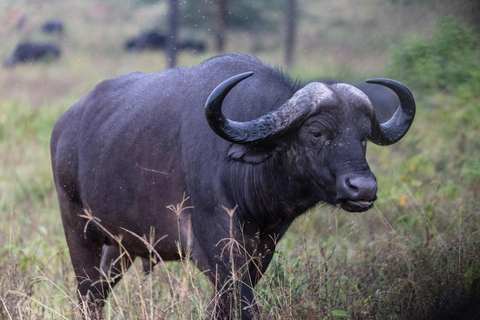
[205,72,415,212]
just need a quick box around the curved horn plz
[205,73,329,144]
[205,72,254,143]
[366,78,416,146]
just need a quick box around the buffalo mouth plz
[339,199,375,212]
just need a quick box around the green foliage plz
[387,18,480,92]
[0,100,64,206]
[0,100,64,143]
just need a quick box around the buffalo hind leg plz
[65,222,108,317]
[58,195,113,318]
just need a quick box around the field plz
[1,0,480,319]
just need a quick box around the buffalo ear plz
[227,143,278,164]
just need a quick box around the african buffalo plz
[51,54,415,319]
[124,31,166,51]
[41,19,64,34]
[124,30,206,54]
[178,39,207,53]
[3,42,61,67]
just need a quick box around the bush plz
[387,18,480,92]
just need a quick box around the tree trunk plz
[215,0,228,53]
[284,0,297,69]
[167,0,179,69]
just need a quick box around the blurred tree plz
[284,0,297,68]
[215,0,228,53]
[167,0,179,68]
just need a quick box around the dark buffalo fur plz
[51,54,399,319]
[303,79,400,123]
[349,83,399,123]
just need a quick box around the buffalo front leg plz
[239,237,277,320]
[203,238,276,320]
[200,249,248,319]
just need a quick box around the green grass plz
[1,0,480,319]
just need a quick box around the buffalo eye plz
[311,131,322,139]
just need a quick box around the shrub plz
[387,18,480,92]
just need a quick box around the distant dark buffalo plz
[124,31,166,51]
[178,39,207,53]
[124,30,206,54]
[51,54,415,319]
[41,19,64,34]
[3,42,61,67]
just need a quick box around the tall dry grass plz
[1,0,480,319]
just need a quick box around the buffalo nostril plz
[336,174,378,202]
[345,178,358,192]
[347,176,377,199]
